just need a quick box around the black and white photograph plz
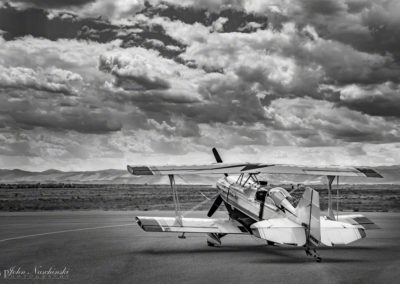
[0,0,399,283]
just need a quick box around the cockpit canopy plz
[269,187,291,204]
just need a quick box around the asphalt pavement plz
[0,211,399,284]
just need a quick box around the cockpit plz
[231,173,296,215]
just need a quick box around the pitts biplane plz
[127,148,382,262]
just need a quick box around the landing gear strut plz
[305,247,322,262]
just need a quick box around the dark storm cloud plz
[361,2,400,60]
[301,0,346,15]
[10,109,122,133]
[0,35,127,135]
[339,97,400,118]
[273,0,400,60]
[1,90,123,133]
[5,0,95,9]
[118,75,268,126]
[0,4,112,41]
[112,74,170,91]
[336,83,400,118]
[147,3,268,33]
[98,49,269,130]
[324,123,400,143]
[119,24,184,59]
[266,97,400,146]
[0,3,184,59]
[0,138,38,156]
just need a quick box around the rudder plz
[296,187,321,245]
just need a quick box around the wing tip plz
[127,165,154,175]
[356,168,383,178]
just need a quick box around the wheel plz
[207,241,215,247]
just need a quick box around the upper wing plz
[337,214,380,230]
[127,163,382,178]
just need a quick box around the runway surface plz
[0,211,399,284]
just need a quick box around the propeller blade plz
[182,192,219,217]
[207,195,223,217]
[212,147,228,177]
[212,147,223,163]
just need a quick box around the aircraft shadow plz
[251,247,372,264]
[140,244,377,263]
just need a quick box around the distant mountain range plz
[0,166,399,184]
[0,169,216,184]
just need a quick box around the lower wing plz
[136,216,249,234]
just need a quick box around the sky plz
[0,0,400,171]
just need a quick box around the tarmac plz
[0,211,399,284]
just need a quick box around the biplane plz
[127,148,382,262]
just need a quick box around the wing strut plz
[336,176,340,220]
[327,175,342,220]
[327,175,335,220]
[169,174,182,226]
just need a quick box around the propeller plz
[207,195,223,217]
[182,192,219,217]
[207,148,226,217]
[212,147,223,163]
[212,147,228,177]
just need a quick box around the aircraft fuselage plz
[216,175,297,229]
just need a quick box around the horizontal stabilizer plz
[127,164,382,178]
[136,216,248,234]
[320,217,367,246]
[250,217,368,247]
[250,218,306,246]
[337,214,380,230]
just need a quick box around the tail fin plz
[296,187,321,245]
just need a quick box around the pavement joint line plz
[0,223,135,242]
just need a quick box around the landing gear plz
[305,247,322,262]
[206,233,224,247]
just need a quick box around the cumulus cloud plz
[177,22,400,88]
[98,47,204,104]
[338,82,400,117]
[249,0,400,59]
[99,52,171,91]
[0,0,400,170]
[0,65,82,96]
[0,35,127,134]
[265,97,400,145]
